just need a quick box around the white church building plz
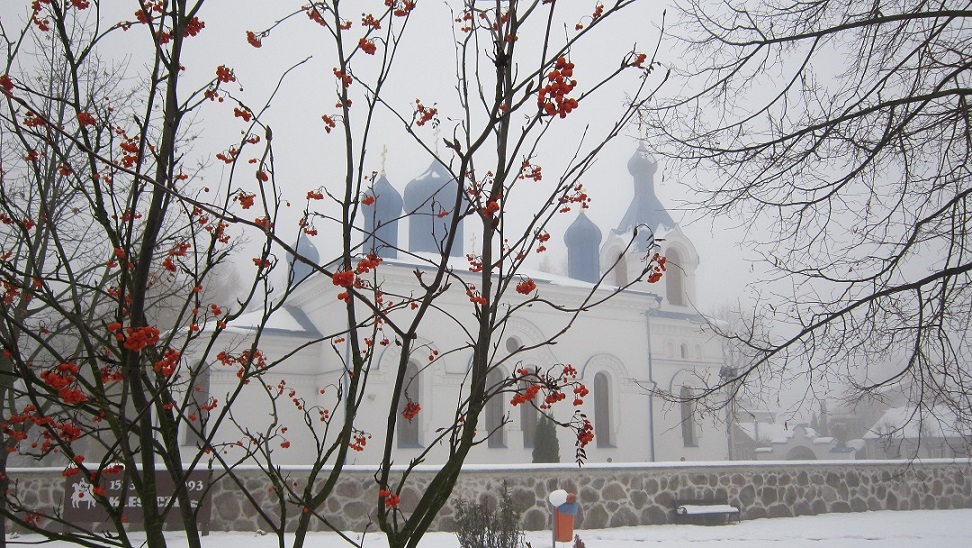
[199,144,730,465]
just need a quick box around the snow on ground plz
[13,508,971,547]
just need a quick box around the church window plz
[594,372,613,447]
[182,364,211,447]
[666,248,685,306]
[680,385,697,447]
[486,369,506,447]
[614,253,628,286]
[520,379,537,448]
[397,362,421,447]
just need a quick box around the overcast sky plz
[0,0,758,313]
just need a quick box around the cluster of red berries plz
[538,57,578,118]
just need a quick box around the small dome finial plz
[628,141,657,176]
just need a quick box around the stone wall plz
[7,460,972,533]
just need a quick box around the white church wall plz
[197,332,330,465]
[647,311,727,462]
[650,360,728,462]
[314,268,667,465]
[207,260,729,465]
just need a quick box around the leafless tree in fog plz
[642,0,972,443]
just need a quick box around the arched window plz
[486,369,506,448]
[614,253,628,286]
[680,344,689,359]
[594,372,613,447]
[680,385,697,447]
[666,248,685,306]
[505,338,535,447]
[397,362,421,447]
[183,363,211,447]
[520,379,537,448]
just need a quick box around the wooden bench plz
[672,496,740,525]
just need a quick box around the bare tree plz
[642,0,972,442]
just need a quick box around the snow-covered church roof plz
[224,306,322,339]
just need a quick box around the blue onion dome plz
[564,211,602,283]
[363,174,403,258]
[627,142,658,176]
[617,142,673,249]
[564,211,602,247]
[403,161,463,257]
[367,174,404,219]
[403,161,456,210]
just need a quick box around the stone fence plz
[7,459,971,533]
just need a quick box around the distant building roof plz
[736,421,794,443]
[863,406,972,439]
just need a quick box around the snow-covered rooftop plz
[223,305,321,338]
[863,406,972,439]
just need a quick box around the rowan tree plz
[241,2,665,547]
[0,1,667,547]
[642,0,972,442]
[0,2,286,546]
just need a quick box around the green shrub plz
[532,415,560,463]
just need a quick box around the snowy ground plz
[12,508,971,546]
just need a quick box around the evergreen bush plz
[532,415,560,463]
